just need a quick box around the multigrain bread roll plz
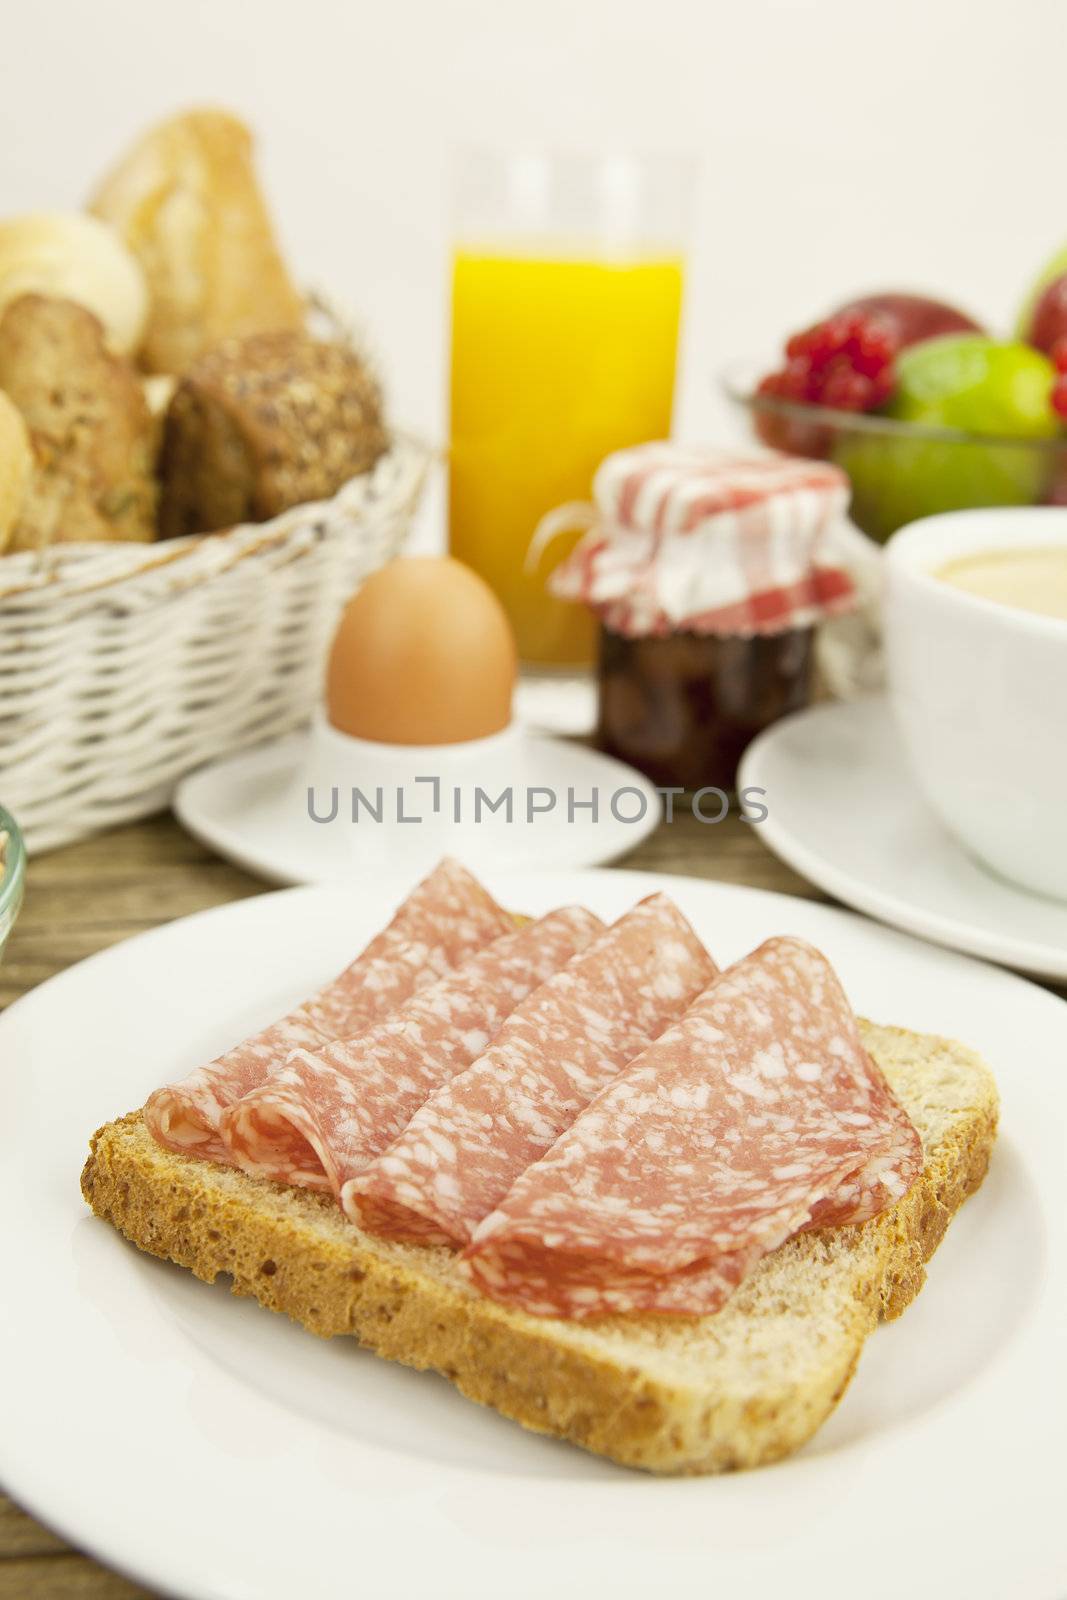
[89,107,305,375]
[0,391,33,553]
[0,294,156,548]
[158,329,388,537]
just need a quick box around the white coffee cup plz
[884,507,1067,902]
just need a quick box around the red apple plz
[1024,272,1067,356]
[832,292,983,349]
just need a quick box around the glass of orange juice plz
[449,150,694,669]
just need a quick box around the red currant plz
[820,365,873,411]
[757,309,900,451]
[847,317,897,378]
[787,316,849,371]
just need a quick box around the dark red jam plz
[596,625,814,791]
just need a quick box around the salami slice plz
[144,858,513,1161]
[348,894,718,1246]
[219,906,603,1190]
[462,937,924,1319]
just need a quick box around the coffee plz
[936,546,1067,621]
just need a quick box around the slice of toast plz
[80,1021,997,1475]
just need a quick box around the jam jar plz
[597,623,815,791]
[548,443,857,789]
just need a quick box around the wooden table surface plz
[0,811,1060,1597]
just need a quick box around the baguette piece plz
[81,1021,997,1474]
[89,107,304,375]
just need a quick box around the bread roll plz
[0,294,157,548]
[89,107,305,375]
[158,329,388,537]
[0,391,33,553]
[0,213,148,356]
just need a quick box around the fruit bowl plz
[0,807,25,965]
[724,363,1067,545]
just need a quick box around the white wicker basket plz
[0,434,429,853]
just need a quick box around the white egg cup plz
[297,711,527,858]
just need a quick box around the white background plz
[2,0,1063,505]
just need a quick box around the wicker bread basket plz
[0,433,429,853]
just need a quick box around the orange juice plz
[449,252,684,666]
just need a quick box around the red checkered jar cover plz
[548,444,856,638]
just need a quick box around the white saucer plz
[739,697,1067,981]
[174,727,661,884]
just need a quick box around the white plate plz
[174,731,659,884]
[1,869,1064,1600]
[740,697,1067,981]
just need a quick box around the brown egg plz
[326,556,517,744]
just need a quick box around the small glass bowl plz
[723,363,1067,545]
[0,806,26,964]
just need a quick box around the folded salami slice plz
[144,859,513,1161]
[462,937,924,1319]
[348,894,718,1245]
[219,906,603,1190]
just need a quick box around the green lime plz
[888,335,1058,439]
[831,337,1059,541]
